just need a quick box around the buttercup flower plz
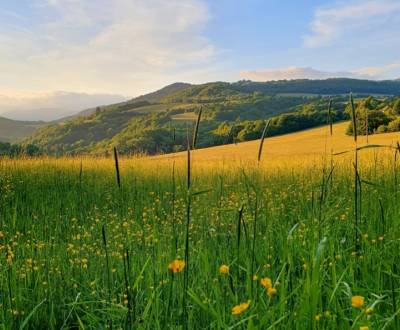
[351,295,365,308]
[168,259,185,273]
[260,277,272,289]
[232,300,251,315]
[267,287,277,298]
[219,265,229,274]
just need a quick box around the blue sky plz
[0,0,400,101]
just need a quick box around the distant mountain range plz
[0,91,127,121]
[0,117,44,143]
[3,78,400,147]
[18,78,400,154]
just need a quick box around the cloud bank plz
[241,63,400,81]
[303,0,400,48]
[0,0,215,96]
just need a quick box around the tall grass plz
[0,147,399,329]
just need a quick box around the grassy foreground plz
[1,125,400,329]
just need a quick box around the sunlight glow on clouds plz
[303,0,400,48]
[241,63,400,81]
[241,67,358,81]
[0,91,126,121]
[0,0,215,96]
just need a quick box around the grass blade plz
[257,120,270,162]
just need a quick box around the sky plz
[1,0,400,119]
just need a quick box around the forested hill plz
[0,117,45,142]
[232,78,400,95]
[22,79,400,156]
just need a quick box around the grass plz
[0,123,400,329]
[156,121,400,162]
[170,112,198,121]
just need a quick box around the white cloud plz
[241,67,358,81]
[0,0,215,96]
[304,0,400,48]
[240,63,400,81]
[354,62,400,78]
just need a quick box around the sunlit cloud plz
[303,0,400,48]
[0,0,216,96]
[241,64,400,81]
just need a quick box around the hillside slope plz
[157,121,400,161]
[23,78,400,155]
[57,82,191,122]
[0,117,45,142]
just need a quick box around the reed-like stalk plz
[123,248,132,327]
[365,109,369,144]
[183,128,191,326]
[258,120,270,162]
[250,196,258,294]
[350,93,360,256]
[192,107,202,149]
[236,204,244,285]
[327,99,333,137]
[350,93,357,143]
[101,224,113,328]
[171,161,177,253]
[113,147,121,189]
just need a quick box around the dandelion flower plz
[260,277,272,289]
[252,275,258,281]
[267,287,277,298]
[315,314,321,321]
[168,259,185,273]
[359,326,368,330]
[232,300,251,315]
[219,265,229,274]
[351,295,365,308]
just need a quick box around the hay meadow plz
[1,122,400,329]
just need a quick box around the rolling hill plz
[0,117,45,142]
[22,78,400,155]
[55,82,191,122]
[156,121,400,162]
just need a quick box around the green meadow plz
[0,148,399,329]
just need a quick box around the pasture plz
[0,122,399,329]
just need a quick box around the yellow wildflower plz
[352,295,365,308]
[359,326,369,330]
[168,259,185,273]
[267,287,277,298]
[252,275,258,281]
[231,300,251,315]
[315,314,321,321]
[260,277,272,289]
[6,249,14,264]
[219,265,229,274]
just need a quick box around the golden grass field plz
[1,121,400,329]
[158,121,400,162]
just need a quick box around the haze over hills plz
[58,83,192,123]
[0,91,127,121]
[0,117,45,143]
[19,78,400,154]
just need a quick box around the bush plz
[387,118,400,132]
[376,125,388,133]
